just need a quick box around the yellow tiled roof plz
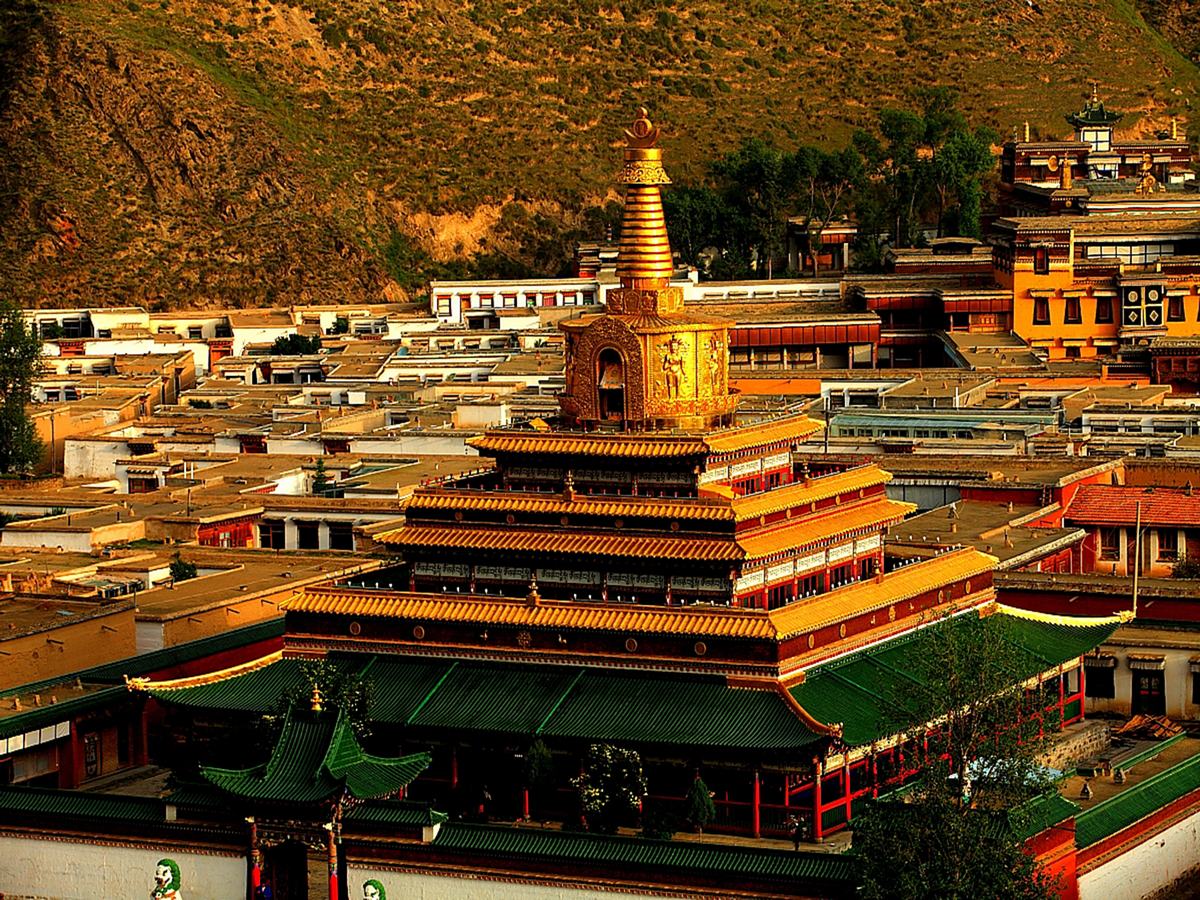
[730,466,891,522]
[375,526,743,560]
[404,491,735,522]
[737,498,914,561]
[286,547,997,642]
[286,591,775,638]
[769,547,998,639]
[703,415,823,454]
[468,433,708,458]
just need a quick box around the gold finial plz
[1172,115,1179,141]
[1091,81,1099,103]
[526,577,542,607]
[624,107,660,149]
[1023,121,1030,142]
[311,684,324,713]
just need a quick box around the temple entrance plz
[596,349,625,421]
[264,840,308,899]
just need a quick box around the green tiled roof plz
[1075,750,1200,849]
[790,610,1119,747]
[201,709,430,803]
[347,800,448,827]
[1009,792,1079,842]
[431,824,856,889]
[156,655,823,753]
[0,785,165,823]
[0,686,129,740]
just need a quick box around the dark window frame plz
[1095,295,1113,324]
[1033,297,1051,326]
[1033,247,1050,275]
[1169,294,1186,322]
[1064,296,1082,324]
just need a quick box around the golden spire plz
[616,107,674,290]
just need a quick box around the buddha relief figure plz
[151,859,182,900]
[662,335,686,399]
[707,335,723,391]
[1136,152,1160,196]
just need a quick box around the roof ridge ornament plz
[624,107,660,149]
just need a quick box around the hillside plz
[3,0,1200,308]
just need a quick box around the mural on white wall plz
[362,879,386,899]
[152,858,183,900]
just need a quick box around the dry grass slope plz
[3,0,1200,307]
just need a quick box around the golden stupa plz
[559,109,739,431]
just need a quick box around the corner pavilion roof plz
[789,605,1124,747]
[200,707,430,803]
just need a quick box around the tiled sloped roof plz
[769,548,996,639]
[147,657,315,711]
[0,786,165,823]
[285,593,774,639]
[201,709,430,802]
[431,823,857,889]
[0,686,128,740]
[703,416,823,454]
[737,498,914,561]
[153,655,823,752]
[1075,749,1200,849]
[405,491,734,522]
[538,670,821,750]
[789,607,1121,747]
[374,525,742,560]
[1065,484,1200,527]
[730,466,891,522]
[469,433,707,458]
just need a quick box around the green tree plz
[524,738,554,819]
[791,145,864,274]
[683,773,716,834]
[663,185,728,271]
[169,552,198,583]
[311,458,330,497]
[710,138,796,278]
[271,333,322,355]
[276,659,373,737]
[0,301,44,475]
[332,316,350,335]
[573,743,646,834]
[852,613,1059,900]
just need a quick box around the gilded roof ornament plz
[624,107,660,149]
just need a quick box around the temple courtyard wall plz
[0,834,245,899]
[1078,804,1200,900]
[348,865,687,900]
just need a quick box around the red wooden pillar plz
[752,769,761,838]
[812,758,824,843]
[522,788,530,820]
[450,746,458,789]
[843,764,852,822]
[871,751,879,799]
[783,773,790,809]
[326,825,338,900]
[248,817,261,896]
[1058,670,1066,728]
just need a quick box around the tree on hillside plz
[792,145,865,274]
[710,138,797,279]
[0,301,43,475]
[852,613,1059,900]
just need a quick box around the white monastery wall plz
[0,834,245,900]
[1078,806,1200,900]
[347,866,664,900]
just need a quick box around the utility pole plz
[1132,500,1142,620]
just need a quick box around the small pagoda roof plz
[200,708,430,803]
[1066,94,1122,129]
[789,605,1123,747]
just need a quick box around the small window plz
[1033,247,1050,275]
[1033,298,1051,325]
[1065,296,1081,324]
[1169,295,1185,322]
[188,326,203,339]
[1085,666,1115,699]
[1099,527,1121,561]
[1158,529,1179,561]
[1095,296,1113,324]
[1192,672,1200,705]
